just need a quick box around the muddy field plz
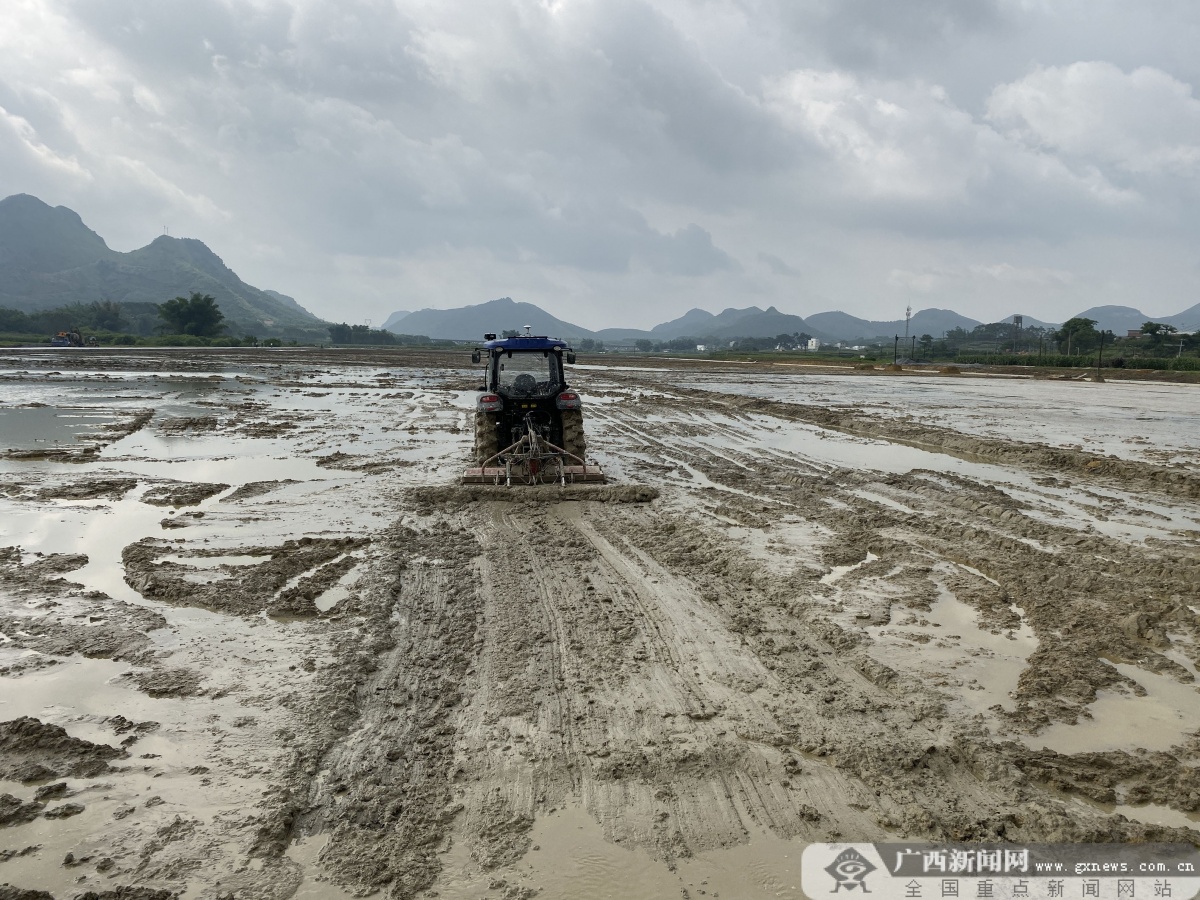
[0,347,1198,900]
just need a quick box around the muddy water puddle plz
[822,551,879,585]
[0,406,126,451]
[868,584,1037,719]
[1112,803,1200,831]
[434,805,804,899]
[1057,789,1200,831]
[159,553,271,569]
[0,480,247,607]
[0,656,141,721]
[313,562,363,612]
[285,835,359,900]
[1026,662,1200,754]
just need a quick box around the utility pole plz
[1180,338,1186,359]
[893,335,900,365]
[911,335,916,360]
[904,305,912,343]
[1097,329,1106,373]
[1013,315,1023,354]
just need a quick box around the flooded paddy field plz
[0,347,1198,899]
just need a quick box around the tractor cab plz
[473,332,576,399]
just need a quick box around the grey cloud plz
[583,0,788,173]
[3,0,1200,327]
[644,223,739,276]
[987,62,1200,180]
[775,0,1011,75]
[757,252,801,277]
[62,0,286,74]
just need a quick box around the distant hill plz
[391,301,828,345]
[650,307,719,337]
[807,308,981,342]
[394,297,598,341]
[357,295,1200,348]
[0,194,324,338]
[0,193,110,274]
[692,306,760,336]
[703,306,821,341]
[645,305,828,341]
[263,289,312,316]
[382,309,411,331]
[1165,302,1200,332]
[1074,305,1175,334]
[802,311,877,342]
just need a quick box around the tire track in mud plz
[584,389,1200,827]
[289,523,483,898]
[558,505,881,846]
[446,499,847,869]
[594,493,1199,843]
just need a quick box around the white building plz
[807,338,822,351]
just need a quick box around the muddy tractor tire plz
[561,409,586,462]
[474,411,500,464]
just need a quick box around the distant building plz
[1127,329,1142,338]
[807,338,822,351]
[695,344,706,352]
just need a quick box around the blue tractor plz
[462,328,605,485]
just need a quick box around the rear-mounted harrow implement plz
[461,427,606,486]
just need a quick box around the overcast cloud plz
[2,0,1197,328]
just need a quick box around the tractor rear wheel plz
[560,409,586,461]
[474,411,500,464]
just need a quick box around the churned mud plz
[1,347,1198,899]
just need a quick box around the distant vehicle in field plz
[462,327,605,485]
[50,329,83,347]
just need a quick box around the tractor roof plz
[480,335,569,352]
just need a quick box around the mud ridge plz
[122,537,368,616]
[0,717,125,782]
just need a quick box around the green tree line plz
[325,323,443,345]
[631,332,815,353]
[1,293,266,346]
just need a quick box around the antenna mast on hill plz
[904,305,912,341]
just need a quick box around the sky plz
[2,0,1199,330]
